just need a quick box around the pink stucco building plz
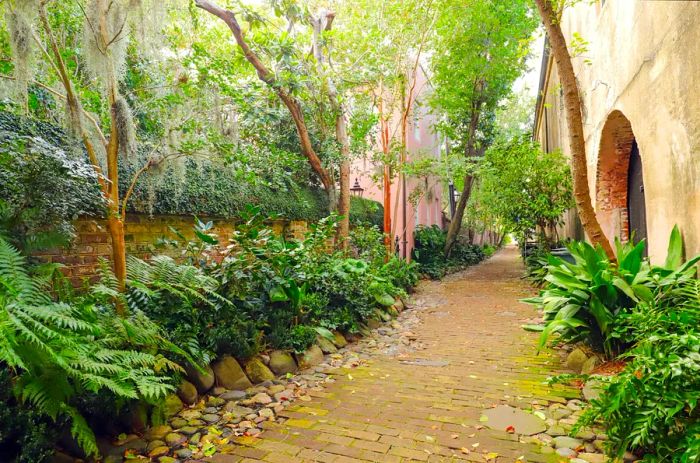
[351,67,445,259]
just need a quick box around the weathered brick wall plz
[34,214,308,287]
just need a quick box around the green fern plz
[0,237,177,457]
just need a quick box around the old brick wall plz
[34,214,308,287]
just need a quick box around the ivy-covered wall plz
[1,111,385,283]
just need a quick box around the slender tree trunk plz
[444,101,481,257]
[444,174,475,256]
[534,0,616,262]
[311,10,350,249]
[40,3,128,303]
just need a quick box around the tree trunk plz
[40,3,128,303]
[444,174,475,257]
[534,0,616,262]
[311,10,350,250]
[444,100,481,257]
[195,0,336,206]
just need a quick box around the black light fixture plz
[350,178,364,198]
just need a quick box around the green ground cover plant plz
[527,226,700,462]
[412,225,487,279]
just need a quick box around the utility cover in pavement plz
[480,405,547,435]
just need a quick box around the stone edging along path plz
[98,247,611,463]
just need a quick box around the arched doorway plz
[595,111,648,253]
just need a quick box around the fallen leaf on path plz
[461,447,470,454]
[426,436,435,442]
[468,433,476,437]
[485,452,499,460]
[505,425,515,434]
[472,443,480,448]
[451,434,459,439]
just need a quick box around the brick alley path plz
[209,247,577,463]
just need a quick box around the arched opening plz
[595,110,647,253]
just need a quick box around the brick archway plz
[595,110,637,244]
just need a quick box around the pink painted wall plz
[351,67,445,259]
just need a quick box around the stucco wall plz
[535,0,700,262]
[351,66,445,260]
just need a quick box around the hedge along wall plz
[1,111,384,285]
[33,215,308,287]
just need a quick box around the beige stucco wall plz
[536,0,700,263]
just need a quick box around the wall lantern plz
[350,178,365,198]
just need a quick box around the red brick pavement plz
[206,247,576,463]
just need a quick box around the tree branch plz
[194,0,334,194]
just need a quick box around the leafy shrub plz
[0,237,179,457]
[380,256,419,291]
[412,225,487,279]
[577,279,700,462]
[524,247,551,286]
[0,112,104,251]
[524,227,700,358]
[0,369,62,463]
[349,196,384,228]
[350,224,385,265]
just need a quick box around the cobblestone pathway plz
[209,247,578,463]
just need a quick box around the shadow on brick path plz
[207,246,578,463]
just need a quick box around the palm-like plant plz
[0,238,179,457]
[524,226,700,358]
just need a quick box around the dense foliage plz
[470,136,573,245]
[0,237,185,457]
[0,112,103,251]
[153,211,418,356]
[412,225,488,279]
[526,226,700,461]
[577,279,700,462]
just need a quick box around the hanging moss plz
[0,111,384,228]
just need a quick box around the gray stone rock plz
[207,396,225,407]
[212,355,253,390]
[175,448,193,459]
[481,405,547,435]
[224,402,254,416]
[578,452,607,463]
[553,436,584,449]
[332,331,348,348]
[185,364,215,394]
[556,448,578,458]
[176,379,198,405]
[269,350,298,375]
[295,345,324,370]
[548,405,572,420]
[575,429,596,441]
[581,356,601,375]
[583,378,604,401]
[179,426,199,436]
[566,348,589,373]
[162,394,183,419]
[220,390,247,400]
[245,357,276,383]
[202,413,220,423]
[146,440,166,452]
[547,425,567,436]
[144,425,172,441]
[170,417,187,429]
[164,432,186,448]
[316,336,338,354]
[252,392,272,404]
